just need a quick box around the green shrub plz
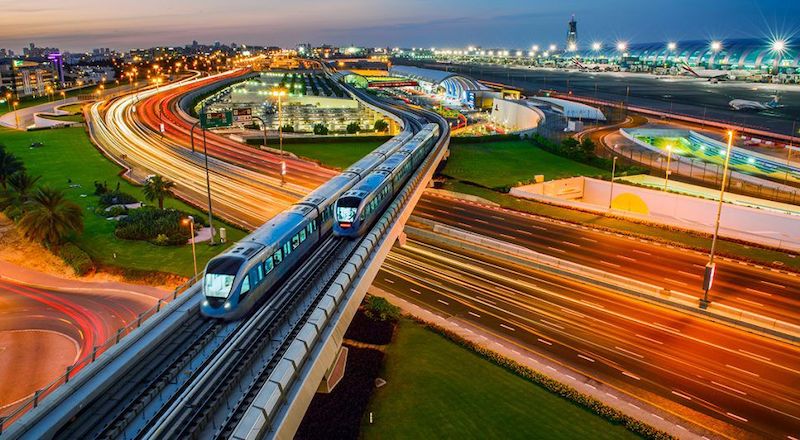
[99,191,138,207]
[313,123,329,135]
[105,205,127,217]
[363,295,401,322]
[58,242,94,275]
[114,207,198,245]
[346,122,360,134]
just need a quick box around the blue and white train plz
[201,125,439,320]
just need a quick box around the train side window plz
[284,242,292,256]
[274,249,283,265]
[257,265,263,281]
[299,229,306,242]
[240,275,250,295]
[292,234,300,249]
[264,257,274,274]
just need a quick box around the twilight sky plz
[3,0,799,52]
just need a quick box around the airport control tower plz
[567,15,578,51]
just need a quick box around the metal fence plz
[0,273,203,434]
[609,144,800,205]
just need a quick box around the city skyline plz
[4,0,800,53]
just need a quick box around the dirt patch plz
[0,213,76,277]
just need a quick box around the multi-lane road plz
[413,193,800,326]
[376,237,800,439]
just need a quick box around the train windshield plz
[204,256,243,299]
[336,197,361,223]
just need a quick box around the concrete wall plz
[490,98,545,134]
[511,176,800,251]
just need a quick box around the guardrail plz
[0,273,203,434]
[228,117,451,439]
[408,219,800,344]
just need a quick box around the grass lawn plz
[361,320,638,440]
[0,127,247,277]
[280,141,381,170]
[39,114,85,123]
[443,180,800,269]
[443,140,611,189]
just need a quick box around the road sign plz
[232,108,252,123]
[200,111,233,129]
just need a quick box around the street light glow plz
[592,42,602,51]
[668,42,677,51]
[617,41,627,51]
[711,41,722,51]
[771,39,787,53]
[549,44,557,51]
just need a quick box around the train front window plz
[204,256,243,299]
[336,197,361,223]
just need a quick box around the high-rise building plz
[567,15,578,51]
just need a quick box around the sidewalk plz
[0,260,168,299]
[370,286,739,440]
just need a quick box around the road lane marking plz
[615,346,644,359]
[540,319,565,330]
[565,375,576,381]
[676,425,687,431]
[651,322,681,333]
[617,255,637,262]
[605,392,619,399]
[678,270,701,279]
[736,297,764,307]
[651,413,664,421]
[475,219,489,225]
[562,241,581,248]
[663,277,688,286]
[635,334,663,344]
[578,354,596,363]
[726,364,759,377]
[726,412,748,423]
[711,381,747,395]
[546,246,567,254]
[468,311,481,318]
[437,299,449,306]
[500,323,516,331]
[491,215,505,220]
[585,384,596,390]
[744,288,772,297]
[537,338,552,346]
[580,237,598,243]
[600,260,621,268]
[580,299,605,309]
[622,371,640,381]
[632,249,651,256]
[671,390,692,400]
[737,349,770,361]
[759,280,786,289]
[383,278,395,284]
[410,288,421,295]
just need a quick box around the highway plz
[413,193,800,326]
[0,278,157,417]
[88,72,312,229]
[376,237,800,439]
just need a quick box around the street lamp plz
[663,145,673,191]
[700,130,735,309]
[608,156,618,209]
[182,216,198,278]
[12,101,19,129]
[271,88,287,185]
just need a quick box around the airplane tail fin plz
[680,63,700,78]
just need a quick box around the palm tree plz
[18,186,84,249]
[8,171,40,203]
[143,175,176,210]
[0,146,25,190]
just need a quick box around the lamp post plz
[12,101,19,129]
[608,156,618,209]
[182,216,198,278]
[5,92,12,112]
[700,130,734,309]
[663,145,673,191]
[271,89,287,185]
[786,120,797,185]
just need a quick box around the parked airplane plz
[729,95,782,111]
[679,63,733,83]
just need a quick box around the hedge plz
[409,316,675,440]
[58,242,95,276]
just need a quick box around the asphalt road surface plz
[376,237,800,439]
[0,279,156,416]
[414,193,800,327]
[424,62,800,136]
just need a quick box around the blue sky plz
[3,0,799,52]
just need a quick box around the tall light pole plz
[786,120,797,185]
[663,145,673,191]
[183,216,198,277]
[608,156,618,209]
[271,88,287,185]
[12,101,19,129]
[700,130,734,309]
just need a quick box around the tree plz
[18,186,84,249]
[0,146,25,190]
[313,123,329,135]
[7,171,40,209]
[281,124,294,133]
[373,119,389,132]
[143,174,176,210]
[346,122,361,134]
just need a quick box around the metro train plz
[201,124,440,320]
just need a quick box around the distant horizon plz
[4,0,799,54]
